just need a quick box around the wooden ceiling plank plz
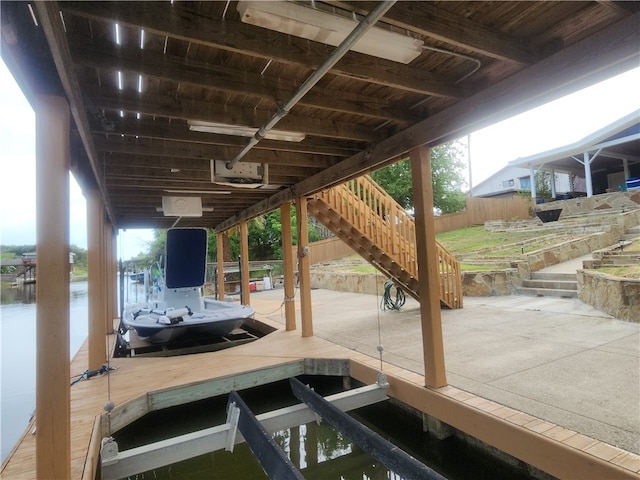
[84,87,383,142]
[92,120,357,158]
[60,1,466,98]
[96,139,338,168]
[70,39,422,125]
[215,11,640,231]
[332,1,537,64]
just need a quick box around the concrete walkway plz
[249,285,640,456]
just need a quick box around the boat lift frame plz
[100,381,388,480]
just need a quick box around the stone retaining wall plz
[577,270,640,323]
[461,269,521,296]
[535,190,640,216]
[311,269,522,298]
[311,271,390,295]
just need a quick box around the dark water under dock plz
[112,377,535,480]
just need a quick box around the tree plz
[371,140,468,214]
[430,141,467,214]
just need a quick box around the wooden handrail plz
[312,175,462,308]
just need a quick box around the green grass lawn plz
[435,226,545,255]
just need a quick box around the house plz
[508,110,640,198]
[470,165,571,199]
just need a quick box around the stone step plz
[530,272,577,281]
[515,287,578,298]
[522,279,577,290]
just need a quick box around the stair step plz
[530,272,577,281]
[523,279,577,290]
[515,287,578,298]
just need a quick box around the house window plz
[519,177,531,190]
[502,179,514,188]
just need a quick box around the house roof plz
[2,1,639,231]
[508,109,640,174]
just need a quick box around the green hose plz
[380,281,406,311]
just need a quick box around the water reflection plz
[0,282,36,304]
[0,281,89,462]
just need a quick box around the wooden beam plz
[295,198,313,337]
[87,189,108,370]
[71,39,422,125]
[35,94,71,480]
[33,2,116,226]
[410,147,447,388]
[62,2,465,98]
[215,12,640,231]
[280,203,296,331]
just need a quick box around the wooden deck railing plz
[311,175,462,308]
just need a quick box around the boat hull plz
[124,299,254,344]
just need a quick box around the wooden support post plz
[87,189,107,370]
[280,203,296,330]
[295,198,313,337]
[410,147,447,388]
[35,95,71,480]
[216,231,225,301]
[239,221,250,305]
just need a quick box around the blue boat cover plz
[165,228,207,288]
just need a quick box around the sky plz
[1,59,639,258]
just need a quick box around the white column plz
[529,167,537,200]
[584,153,593,197]
[623,158,630,180]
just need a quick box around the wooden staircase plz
[308,175,463,309]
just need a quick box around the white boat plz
[122,228,254,344]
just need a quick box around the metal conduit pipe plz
[226,0,397,169]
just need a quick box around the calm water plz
[1,282,90,462]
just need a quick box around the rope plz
[70,365,114,386]
[380,281,405,311]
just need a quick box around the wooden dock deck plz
[2,298,639,480]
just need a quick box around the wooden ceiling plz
[1,1,638,231]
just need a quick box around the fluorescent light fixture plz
[156,205,213,212]
[117,71,123,90]
[27,4,38,26]
[137,74,143,93]
[59,11,67,32]
[114,23,121,45]
[237,1,424,64]
[188,120,305,143]
[164,189,231,195]
[140,29,145,49]
[161,196,203,217]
